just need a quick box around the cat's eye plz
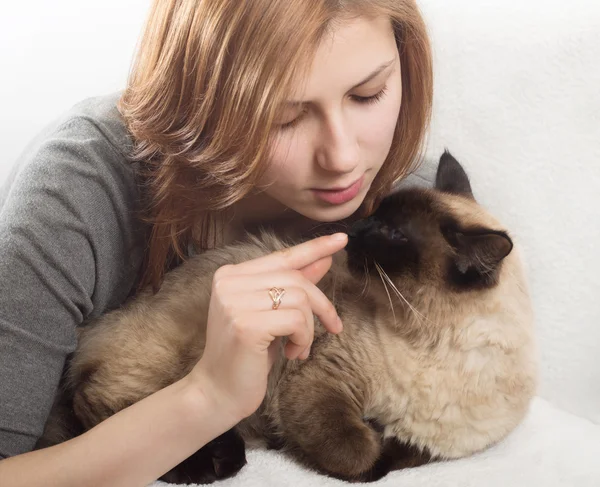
[390,229,408,242]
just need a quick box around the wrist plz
[181,366,243,431]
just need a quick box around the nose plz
[315,111,360,174]
[348,216,379,239]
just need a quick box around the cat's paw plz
[160,428,246,485]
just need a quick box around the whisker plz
[375,263,397,326]
[374,261,436,327]
[360,258,370,297]
[378,265,424,323]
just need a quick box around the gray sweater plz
[0,92,146,458]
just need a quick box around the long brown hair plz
[119,0,433,292]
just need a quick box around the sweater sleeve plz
[0,115,145,458]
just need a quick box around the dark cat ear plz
[435,150,474,199]
[453,230,513,274]
[443,225,513,288]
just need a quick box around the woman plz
[0,0,432,485]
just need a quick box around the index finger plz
[236,233,348,275]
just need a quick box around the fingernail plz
[337,316,343,332]
[332,233,347,241]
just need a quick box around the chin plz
[297,197,365,223]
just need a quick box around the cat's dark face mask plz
[345,151,514,292]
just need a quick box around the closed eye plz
[390,228,408,242]
[279,86,389,131]
[279,111,306,131]
[350,86,388,105]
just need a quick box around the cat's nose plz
[349,217,379,239]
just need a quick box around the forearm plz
[0,375,236,487]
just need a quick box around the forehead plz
[288,15,398,101]
[377,189,438,220]
[377,189,503,231]
[441,195,504,230]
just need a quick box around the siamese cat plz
[37,152,537,484]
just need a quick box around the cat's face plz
[345,152,514,295]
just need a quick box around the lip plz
[312,175,365,205]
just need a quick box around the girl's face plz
[258,15,402,223]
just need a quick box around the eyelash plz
[279,86,388,131]
[279,116,303,131]
[351,86,388,105]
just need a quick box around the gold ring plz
[269,287,286,310]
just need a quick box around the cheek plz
[358,85,402,164]
[260,135,310,188]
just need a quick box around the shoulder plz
[53,91,134,163]
[2,91,137,207]
[0,92,147,313]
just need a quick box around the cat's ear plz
[452,230,513,274]
[435,150,474,200]
[443,225,513,287]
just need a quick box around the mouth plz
[311,175,365,205]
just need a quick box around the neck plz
[224,190,362,244]
[230,190,292,225]
[224,191,313,243]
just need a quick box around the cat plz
[37,151,538,483]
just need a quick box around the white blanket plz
[150,398,600,487]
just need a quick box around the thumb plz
[299,255,333,284]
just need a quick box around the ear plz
[443,225,514,288]
[435,150,474,199]
[453,230,513,274]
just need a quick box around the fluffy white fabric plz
[150,398,600,487]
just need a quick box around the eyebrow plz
[285,58,396,107]
[351,58,396,90]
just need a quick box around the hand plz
[189,233,348,422]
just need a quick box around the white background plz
[0,1,149,181]
[1,1,599,423]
